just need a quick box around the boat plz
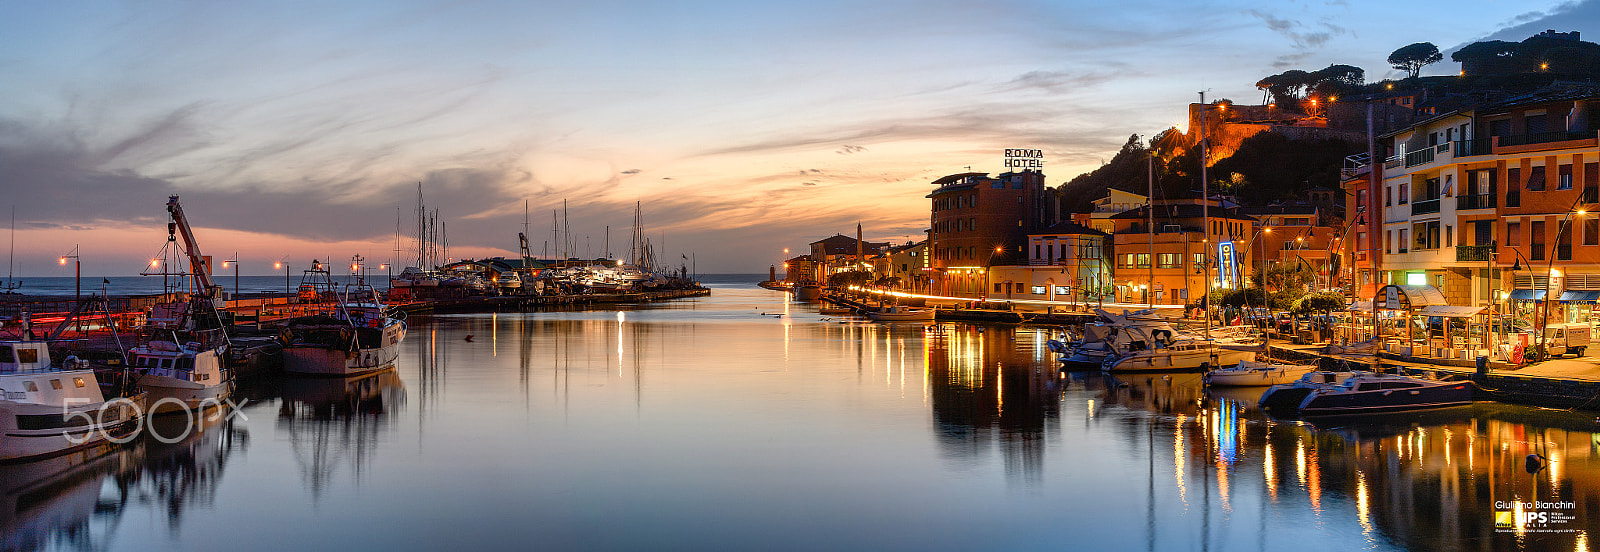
[1102,339,1256,372]
[867,305,935,321]
[1202,360,1316,387]
[0,341,144,462]
[282,259,408,377]
[818,306,853,315]
[1295,373,1474,416]
[794,282,822,301]
[1257,370,1364,410]
[1057,309,1177,369]
[130,196,235,414]
[1326,338,1378,355]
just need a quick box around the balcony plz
[1454,138,1493,158]
[1455,245,1493,262]
[1532,244,1546,261]
[1586,186,1599,204]
[1411,198,1441,215]
[1496,130,1594,148]
[1559,244,1573,261]
[1456,194,1495,210]
[1403,147,1435,168]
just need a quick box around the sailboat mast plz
[1199,90,1211,339]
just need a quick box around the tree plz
[1291,292,1347,316]
[1389,42,1442,79]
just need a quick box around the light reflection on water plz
[1,281,1599,550]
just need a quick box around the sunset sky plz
[0,0,1590,275]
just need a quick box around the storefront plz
[1371,284,1488,359]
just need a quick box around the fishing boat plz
[1295,373,1474,416]
[794,281,822,301]
[1202,360,1316,387]
[129,197,235,414]
[867,305,934,321]
[1257,370,1365,410]
[0,341,144,462]
[1102,339,1256,372]
[282,258,408,377]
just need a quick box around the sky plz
[0,0,1592,276]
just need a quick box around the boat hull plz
[867,310,934,321]
[282,319,406,377]
[140,376,232,414]
[1106,347,1255,373]
[1298,382,1474,416]
[0,396,142,463]
[1203,364,1315,387]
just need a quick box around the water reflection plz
[277,369,406,499]
[0,408,246,551]
[925,324,1064,484]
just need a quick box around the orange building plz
[926,170,1048,298]
[1108,198,1259,305]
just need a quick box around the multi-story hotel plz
[926,170,1048,298]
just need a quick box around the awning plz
[1560,291,1600,302]
[1509,289,1548,301]
[1418,305,1485,318]
[1348,301,1373,312]
[1374,284,1449,309]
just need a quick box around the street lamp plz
[221,256,239,310]
[1538,205,1589,360]
[275,259,289,297]
[59,245,79,334]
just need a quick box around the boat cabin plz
[0,341,52,373]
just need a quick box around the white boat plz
[1202,360,1316,387]
[1058,309,1177,369]
[282,284,408,377]
[128,336,231,414]
[867,305,935,321]
[1103,339,1256,372]
[0,341,144,462]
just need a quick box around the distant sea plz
[0,273,767,297]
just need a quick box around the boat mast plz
[1200,90,1211,340]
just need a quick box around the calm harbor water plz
[4,276,1600,551]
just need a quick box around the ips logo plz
[1496,510,1549,528]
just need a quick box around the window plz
[1398,228,1410,253]
[0,345,11,364]
[1158,253,1180,268]
[1528,166,1546,191]
[1398,183,1409,204]
[1532,220,1546,245]
[1031,286,1046,295]
[1135,253,1150,268]
[1475,220,1494,246]
[1587,218,1599,246]
[24,381,36,392]
[994,283,1005,293]
[1412,222,1440,250]
[50,379,61,390]
[1386,186,1393,206]
[1386,230,1393,253]
[1445,225,1452,247]
[1357,189,1368,209]
[73,377,85,388]
[16,349,37,364]
[1507,222,1521,247]
[1560,165,1573,190]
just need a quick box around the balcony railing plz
[1532,244,1546,261]
[1496,130,1594,148]
[1456,245,1493,262]
[1559,244,1573,261]
[1411,198,1441,215]
[1404,147,1436,168]
[1454,138,1493,157]
[1456,194,1495,210]
[1507,190,1521,207]
[1586,186,1599,204]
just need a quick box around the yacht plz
[282,282,408,377]
[1202,360,1316,387]
[1056,309,1177,369]
[1102,339,1257,372]
[1296,373,1474,416]
[0,341,144,462]
[1257,370,1365,410]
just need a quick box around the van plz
[1539,323,1592,357]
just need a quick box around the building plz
[1108,198,1260,305]
[1080,189,1148,234]
[926,170,1048,298]
[986,221,1111,304]
[808,234,889,281]
[1342,85,1600,345]
[1240,205,1339,290]
[882,241,928,292]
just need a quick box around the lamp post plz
[58,245,79,334]
[275,260,290,298]
[222,256,239,311]
[1245,226,1273,289]
[1538,205,1589,360]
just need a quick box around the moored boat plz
[1103,339,1255,372]
[867,305,934,321]
[282,262,408,377]
[1295,373,1474,416]
[0,341,144,462]
[1202,360,1316,387]
[1258,370,1360,410]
